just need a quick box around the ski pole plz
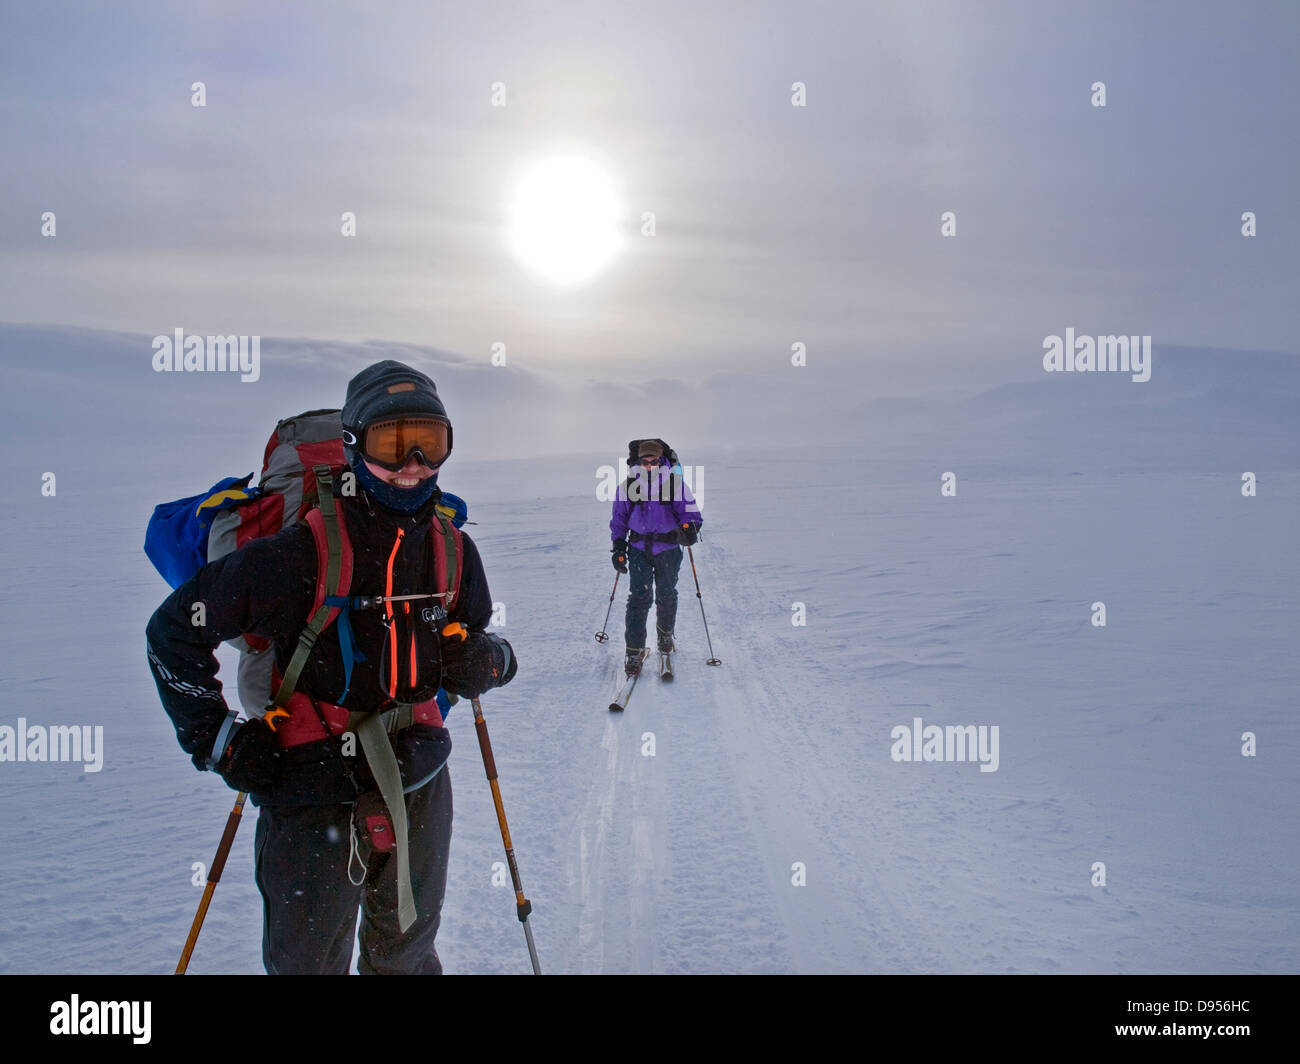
[594,572,620,643]
[176,790,248,974]
[470,696,542,975]
[686,546,722,665]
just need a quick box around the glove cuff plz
[489,633,514,685]
[205,709,242,771]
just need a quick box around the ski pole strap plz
[355,712,418,933]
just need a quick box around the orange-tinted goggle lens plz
[362,417,450,468]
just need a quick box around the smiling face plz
[363,455,436,489]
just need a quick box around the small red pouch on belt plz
[354,791,395,853]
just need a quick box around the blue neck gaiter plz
[352,458,440,514]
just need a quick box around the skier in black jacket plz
[147,360,516,974]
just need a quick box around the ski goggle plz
[344,416,452,470]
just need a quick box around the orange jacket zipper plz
[384,528,404,697]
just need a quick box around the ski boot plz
[624,648,647,677]
[656,627,674,654]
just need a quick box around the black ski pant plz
[625,545,682,649]
[253,766,453,974]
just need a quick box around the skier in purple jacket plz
[610,439,703,675]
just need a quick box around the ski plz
[609,673,637,711]
[659,651,673,681]
[610,650,649,711]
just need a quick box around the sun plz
[506,153,623,287]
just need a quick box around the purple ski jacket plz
[610,458,703,556]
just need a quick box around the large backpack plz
[625,438,680,470]
[624,438,684,505]
[144,409,467,714]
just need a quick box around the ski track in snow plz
[557,509,970,973]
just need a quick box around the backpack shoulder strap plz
[306,482,354,619]
[429,507,464,613]
[270,467,355,709]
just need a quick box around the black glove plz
[611,539,629,573]
[675,523,699,546]
[440,631,516,698]
[215,717,282,794]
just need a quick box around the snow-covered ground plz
[0,329,1296,973]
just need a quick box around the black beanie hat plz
[342,360,448,431]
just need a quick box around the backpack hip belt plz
[630,529,682,548]
[266,681,446,748]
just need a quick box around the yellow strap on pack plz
[196,488,253,514]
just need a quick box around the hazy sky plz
[2,0,1297,381]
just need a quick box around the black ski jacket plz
[146,485,501,804]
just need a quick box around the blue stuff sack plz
[144,474,257,589]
